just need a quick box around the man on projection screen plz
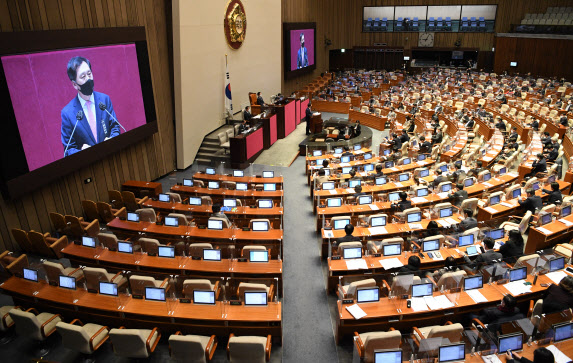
[61,56,120,157]
[297,33,308,69]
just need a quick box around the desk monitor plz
[158,193,170,202]
[358,195,372,205]
[99,282,118,296]
[510,61,518,67]
[465,245,479,256]
[489,194,501,206]
[183,178,193,186]
[398,173,409,182]
[193,290,216,305]
[250,250,269,262]
[316,159,324,166]
[418,154,426,161]
[549,257,565,272]
[364,153,373,160]
[343,247,362,259]
[463,275,483,291]
[258,199,273,208]
[313,150,322,156]
[498,333,523,353]
[244,291,268,306]
[375,177,387,185]
[145,287,166,301]
[422,239,440,252]
[439,165,448,173]
[509,267,527,282]
[383,243,401,256]
[439,207,453,218]
[384,149,391,156]
[561,205,572,218]
[438,343,465,363]
[354,144,361,151]
[445,145,451,152]
[419,169,429,178]
[127,212,139,222]
[322,182,335,190]
[540,213,552,226]
[23,268,38,282]
[499,167,507,175]
[232,170,244,177]
[207,219,224,230]
[236,182,248,191]
[223,199,237,208]
[374,349,402,363]
[407,212,422,223]
[82,236,96,248]
[464,178,474,187]
[164,216,179,227]
[412,283,433,298]
[209,181,221,190]
[263,171,274,178]
[117,241,133,254]
[458,234,474,247]
[417,188,429,197]
[532,182,540,191]
[388,192,400,202]
[341,156,351,163]
[252,221,269,231]
[483,172,492,182]
[371,215,386,227]
[333,218,351,230]
[342,166,352,174]
[364,164,374,172]
[486,228,504,240]
[189,196,202,206]
[356,287,379,303]
[327,198,342,207]
[334,147,343,154]
[324,169,331,176]
[403,158,411,165]
[205,167,216,175]
[411,140,417,147]
[385,161,394,168]
[263,183,276,191]
[512,188,521,198]
[59,275,76,290]
[349,179,361,188]
[158,246,175,258]
[203,249,221,261]
[553,322,573,343]
[440,183,452,193]
[546,174,556,184]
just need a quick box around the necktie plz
[85,100,97,142]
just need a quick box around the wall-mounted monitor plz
[284,23,317,80]
[510,61,517,67]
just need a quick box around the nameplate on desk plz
[500,202,515,208]
[482,182,493,188]
[237,258,248,262]
[369,204,379,210]
[558,219,573,227]
[331,256,341,260]
[328,190,337,194]
[408,223,422,229]
[368,226,388,235]
[394,182,403,187]
[191,256,201,260]
[249,205,257,208]
[148,252,157,257]
[179,298,191,304]
[74,240,81,245]
[437,219,451,228]
[324,231,334,239]
[411,197,428,204]
[373,253,381,257]
[484,206,499,214]
[242,227,250,231]
[536,226,553,235]
[342,299,354,304]
[132,294,143,299]
[230,300,242,305]
[437,192,449,199]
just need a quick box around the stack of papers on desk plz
[410,297,429,312]
[444,217,458,225]
[482,354,503,363]
[500,201,515,208]
[339,163,350,167]
[484,207,499,214]
[437,219,451,228]
[437,192,449,199]
[355,150,364,155]
[482,182,493,188]
[546,270,568,284]
[508,172,519,178]
[483,156,493,161]
[411,197,428,204]
[329,189,338,194]
[546,345,572,363]
[345,259,368,270]
[368,226,387,235]
[346,188,355,193]
[466,289,488,303]
[346,304,367,319]
[324,230,334,238]
[379,258,403,270]
[535,227,553,235]
[394,182,403,187]
[558,218,573,227]
[333,153,341,158]
[408,223,422,230]
[424,295,454,310]
[369,205,380,210]
[503,281,532,296]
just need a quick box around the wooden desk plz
[527,213,573,254]
[310,112,323,133]
[192,172,284,186]
[170,185,284,205]
[122,180,163,198]
[0,277,282,340]
[348,110,387,131]
[230,126,265,169]
[312,100,351,114]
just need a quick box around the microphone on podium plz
[64,110,84,157]
[99,102,127,132]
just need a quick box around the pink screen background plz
[290,29,315,71]
[2,44,146,171]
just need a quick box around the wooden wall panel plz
[282,0,573,94]
[0,0,175,252]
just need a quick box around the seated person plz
[429,256,458,282]
[431,130,443,145]
[541,181,562,205]
[387,133,402,151]
[450,163,465,183]
[449,183,468,207]
[432,169,446,188]
[542,275,573,314]
[462,237,502,269]
[399,130,410,144]
[506,347,555,363]
[495,117,506,131]
[390,191,412,212]
[398,255,423,277]
[518,188,542,215]
[238,118,250,133]
[527,118,539,131]
[418,136,432,154]
[545,145,558,163]
[477,295,524,336]
[467,161,483,178]
[332,224,361,255]
[506,127,518,144]
[499,230,524,264]
[524,154,546,179]
[314,169,329,188]
[368,164,384,180]
[457,208,477,231]
[211,203,231,226]
[353,185,366,198]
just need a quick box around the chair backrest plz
[166,192,182,203]
[98,233,119,250]
[427,323,464,341]
[183,279,215,299]
[222,181,236,190]
[139,238,161,254]
[403,207,421,220]
[121,191,139,211]
[209,217,230,229]
[167,213,189,226]
[237,282,270,301]
[362,330,402,363]
[242,245,267,257]
[228,335,268,363]
[338,242,363,257]
[108,190,124,209]
[56,322,95,354]
[524,177,538,191]
[136,208,156,223]
[109,328,155,358]
[42,260,65,284]
[83,267,113,291]
[9,309,44,341]
[82,200,100,222]
[28,230,54,257]
[515,253,541,272]
[65,215,85,237]
[130,275,162,296]
[346,278,376,297]
[460,198,479,216]
[436,270,467,290]
[169,334,210,363]
[488,191,504,206]
[49,212,68,234]
[201,196,212,205]
[96,202,116,223]
[11,228,34,253]
[188,243,213,258]
[530,299,543,327]
[505,185,521,200]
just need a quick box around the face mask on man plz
[78,79,94,96]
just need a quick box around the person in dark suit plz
[388,133,402,151]
[398,255,423,276]
[352,121,361,137]
[332,224,361,255]
[478,295,525,336]
[559,114,569,127]
[391,192,412,212]
[431,130,443,145]
[419,136,432,154]
[499,230,524,263]
[542,181,562,205]
[399,130,409,144]
[296,33,309,69]
[518,188,542,215]
[528,118,539,131]
[524,154,547,178]
[506,127,518,144]
[256,92,265,106]
[464,117,475,129]
[494,117,506,131]
[243,106,252,123]
[545,145,558,163]
[305,103,312,135]
[458,208,477,231]
[432,169,446,188]
[61,56,120,157]
[506,347,555,363]
[450,183,468,207]
[463,237,502,269]
[541,275,573,314]
[238,119,250,133]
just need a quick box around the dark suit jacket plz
[257,96,264,106]
[518,195,543,215]
[305,107,312,121]
[433,175,446,188]
[244,110,252,122]
[451,190,468,207]
[61,91,120,156]
[392,200,412,212]
[499,240,524,262]
[543,284,573,314]
[419,141,432,154]
[530,158,547,174]
[459,217,477,230]
[478,307,525,335]
[542,189,562,205]
[464,250,503,269]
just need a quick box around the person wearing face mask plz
[297,33,308,69]
[61,56,120,156]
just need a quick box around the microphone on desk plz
[99,102,127,133]
[64,110,84,157]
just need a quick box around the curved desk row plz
[192,172,283,186]
[170,185,283,205]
